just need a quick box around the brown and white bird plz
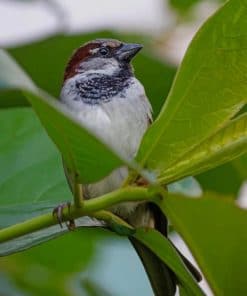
[60,39,201,296]
[60,39,152,221]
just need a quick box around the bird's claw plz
[52,202,76,230]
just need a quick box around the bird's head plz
[63,39,143,82]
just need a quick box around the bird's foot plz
[52,202,76,230]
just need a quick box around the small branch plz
[0,187,152,243]
[73,181,84,208]
[93,210,133,230]
[84,186,152,212]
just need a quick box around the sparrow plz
[59,39,201,296]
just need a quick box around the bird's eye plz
[99,47,109,56]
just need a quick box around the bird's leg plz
[52,202,75,230]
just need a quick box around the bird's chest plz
[76,97,149,208]
[76,97,148,159]
[61,74,150,159]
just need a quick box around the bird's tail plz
[130,236,177,296]
[129,203,201,296]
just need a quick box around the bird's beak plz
[116,43,143,62]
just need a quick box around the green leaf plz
[179,285,190,296]
[0,90,29,108]
[0,108,69,252]
[0,108,114,227]
[159,113,247,184]
[0,108,70,210]
[197,154,247,195]
[137,0,247,176]
[158,193,247,295]
[1,229,154,296]
[26,90,125,183]
[133,228,205,296]
[0,229,102,296]
[0,50,126,183]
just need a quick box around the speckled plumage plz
[74,68,132,104]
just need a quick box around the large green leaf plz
[197,154,247,195]
[0,106,135,295]
[137,0,247,176]
[159,113,247,184]
[0,229,103,296]
[1,228,157,296]
[133,228,205,296]
[26,90,125,183]
[0,50,127,183]
[158,193,247,295]
[0,108,69,210]
[0,106,108,293]
[0,108,114,256]
[0,108,68,251]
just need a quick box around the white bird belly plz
[61,77,152,217]
[82,96,150,217]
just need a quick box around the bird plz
[59,38,201,296]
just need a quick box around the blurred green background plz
[1,0,245,295]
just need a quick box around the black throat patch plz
[74,68,133,104]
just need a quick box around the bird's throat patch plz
[74,70,133,104]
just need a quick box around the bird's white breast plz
[60,75,152,217]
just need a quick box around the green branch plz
[0,186,153,243]
[73,181,84,208]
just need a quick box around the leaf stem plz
[73,181,84,208]
[0,186,151,243]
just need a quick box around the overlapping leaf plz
[159,113,247,184]
[137,0,247,177]
[157,193,247,295]
[134,228,205,296]
[197,154,247,195]
[0,109,69,210]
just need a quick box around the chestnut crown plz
[64,39,143,81]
